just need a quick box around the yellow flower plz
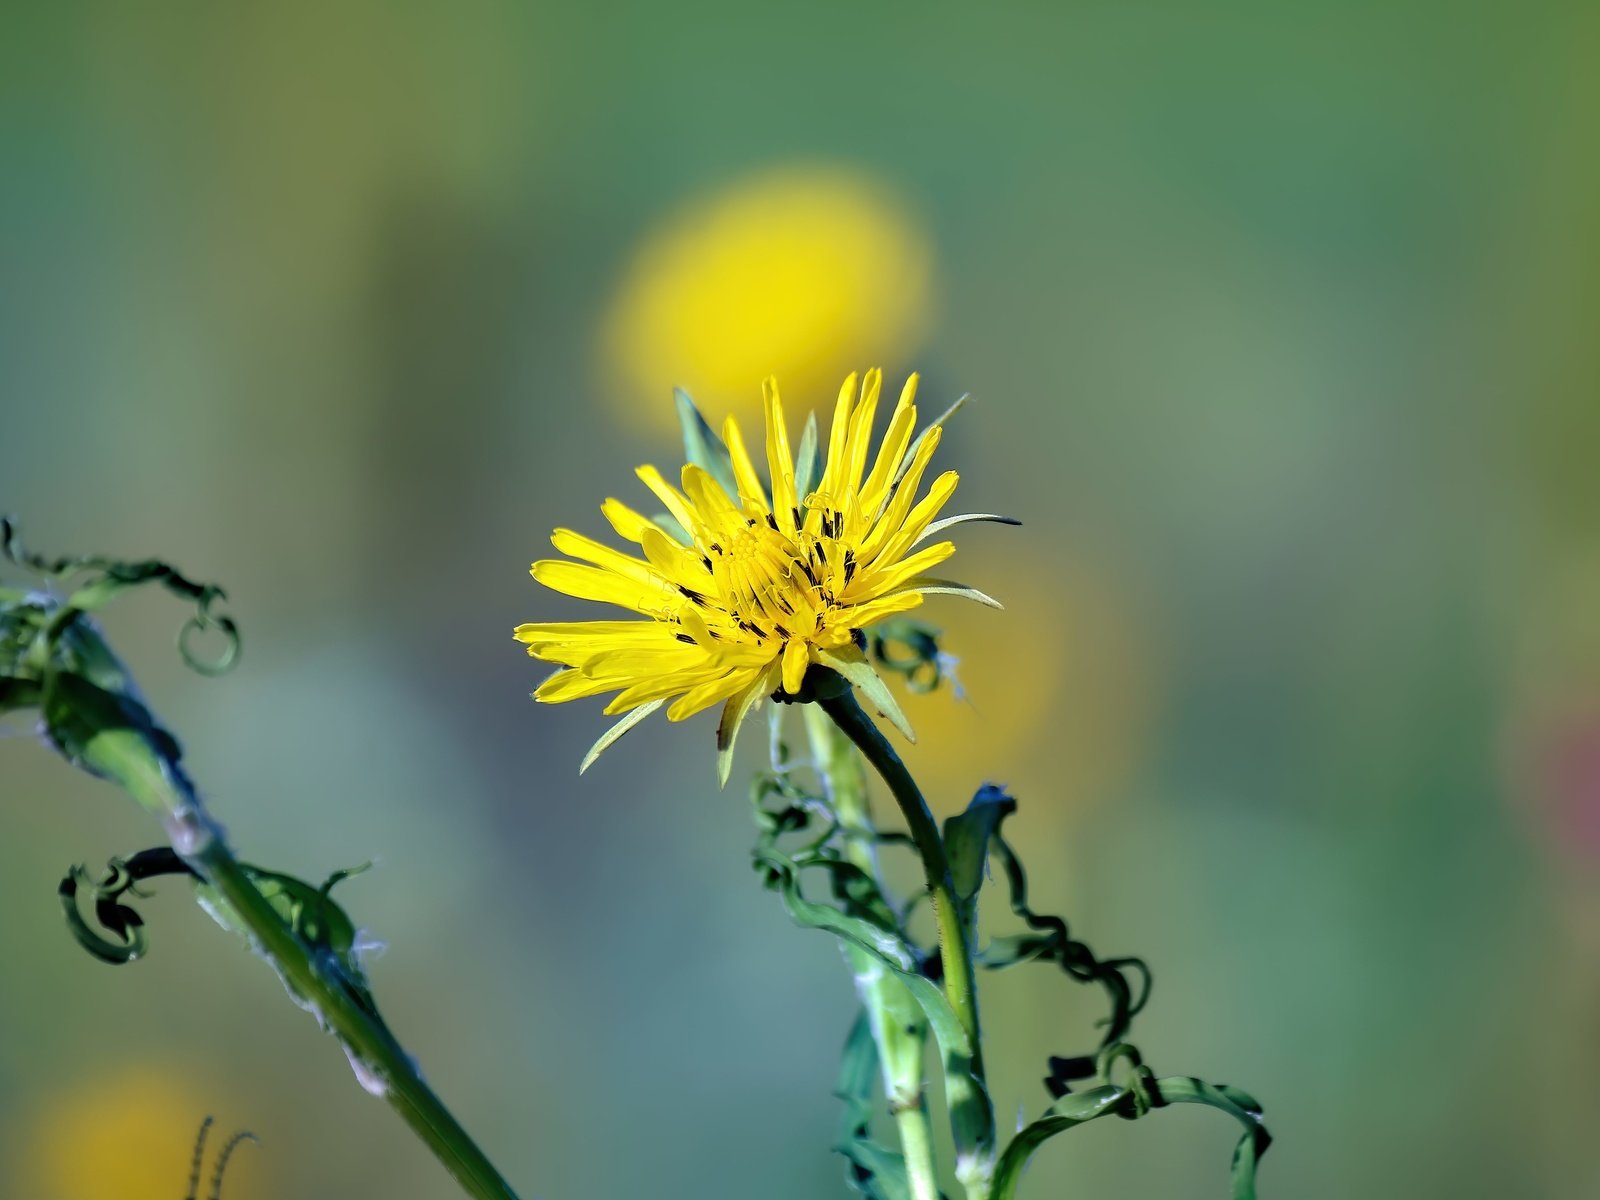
[517,369,1000,783]
[600,166,933,434]
[14,1064,265,1200]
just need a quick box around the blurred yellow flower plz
[518,370,1002,784]
[601,165,934,434]
[898,548,1157,816]
[14,1063,265,1200]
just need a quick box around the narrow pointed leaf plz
[675,388,738,498]
[815,648,915,742]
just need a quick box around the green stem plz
[818,691,993,1193]
[97,731,522,1200]
[804,707,941,1200]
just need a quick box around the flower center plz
[694,511,853,644]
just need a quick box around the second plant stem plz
[819,690,994,1193]
[86,725,523,1200]
[804,706,941,1200]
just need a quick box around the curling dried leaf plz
[980,823,1151,1081]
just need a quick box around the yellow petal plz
[763,377,799,534]
[721,414,770,511]
[781,637,810,695]
[635,464,700,532]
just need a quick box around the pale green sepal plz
[580,699,665,774]
[901,578,1004,609]
[914,513,1021,545]
[894,394,968,486]
[717,672,770,787]
[675,388,738,498]
[814,647,915,742]
[794,412,823,502]
[651,511,691,545]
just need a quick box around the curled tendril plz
[749,769,904,934]
[1,515,239,674]
[981,829,1153,1097]
[59,847,196,963]
[58,847,375,1015]
[186,1116,260,1200]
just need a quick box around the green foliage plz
[990,1043,1269,1200]
[0,517,237,793]
[942,783,1015,905]
[751,737,1270,1200]
[59,847,382,1017]
[835,1013,915,1200]
[749,758,982,1198]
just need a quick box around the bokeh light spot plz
[16,1064,265,1200]
[600,164,934,432]
[896,546,1158,818]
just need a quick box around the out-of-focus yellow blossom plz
[518,369,1000,783]
[899,549,1156,815]
[601,166,933,434]
[14,1063,265,1200]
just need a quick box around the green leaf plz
[989,1065,1271,1200]
[40,669,183,788]
[195,861,381,1018]
[750,790,994,1164]
[1148,1076,1270,1200]
[990,1084,1130,1198]
[943,784,1016,904]
[675,388,738,498]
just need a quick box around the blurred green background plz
[4,2,1599,1197]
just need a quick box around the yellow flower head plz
[517,369,1004,783]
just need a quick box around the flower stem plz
[818,690,993,1192]
[804,706,941,1200]
[95,733,522,1200]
